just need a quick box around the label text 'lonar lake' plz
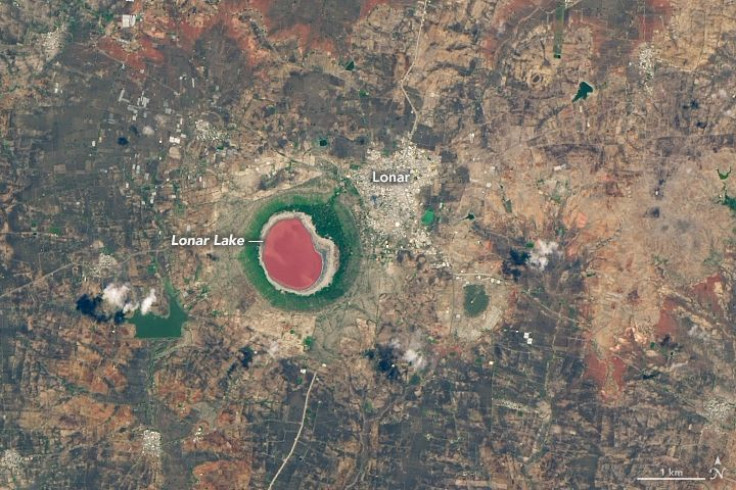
[171,234,247,246]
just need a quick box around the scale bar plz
[636,477,706,481]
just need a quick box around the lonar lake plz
[129,290,187,338]
[239,190,362,310]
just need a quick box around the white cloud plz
[102,283,130,309]
[123,302,138,314]
[402,348,427,370]
[528,241,560,271]
[140,289,157,315]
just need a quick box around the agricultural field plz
[1,0,736,487]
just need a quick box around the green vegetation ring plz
[239,191,362,310]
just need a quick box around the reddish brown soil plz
[101,0,402,74]
[193,460,252,490]
[481,36,499,63]
[249,0,272,16]
[495,0,552,25]
[99,0,267,82]
[584,349,628,396]
[98,37,146,73]
[269,23,337,54]
[248,0,338,54]
[432,343,463,359]
[691,273,725,318]
[639,0,673,42]
[139,38,165,63]
[584,350,607,388]
[610,355,626,390]
[173,1,266,63]
[359,0,393,18]
[654,298,679,338]
[572,0,672,57]
[568,13,615,55]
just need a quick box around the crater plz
[259,212,339,295]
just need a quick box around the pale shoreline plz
[258,211,340,296]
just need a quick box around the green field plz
[239,191,362,310]
[463,284,489,317]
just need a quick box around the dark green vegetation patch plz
[721,191,736,213]
[463,284,489,317]
[422,209,436,226]
[239,191,362,310]
[573,81,594,102]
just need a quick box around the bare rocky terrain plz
[2,0,736,488]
